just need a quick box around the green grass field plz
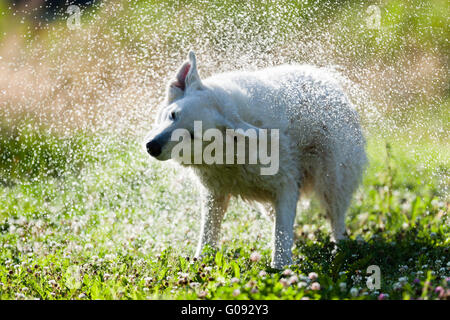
[0,124,448,300]
[0,0,448,300]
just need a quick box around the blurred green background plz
[0,0,448,130]
[0,0,448,300]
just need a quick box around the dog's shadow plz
[269,226,448,282]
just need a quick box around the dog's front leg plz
[195,192,230,257]
[271,188,299,269]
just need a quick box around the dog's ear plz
[166,51,203,104]
[185,51,203,89]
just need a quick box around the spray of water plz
[0,1,448,258]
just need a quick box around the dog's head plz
[145,51,259,163]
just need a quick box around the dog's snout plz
[146,140,162,157]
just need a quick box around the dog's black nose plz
[146,140,162,157]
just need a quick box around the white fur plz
[146,51,367,269]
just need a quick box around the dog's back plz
[205,64,362,137]
[205,64,366,246]
[204,64,366,176]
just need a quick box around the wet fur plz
[147,52,366,268]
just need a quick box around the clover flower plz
[393,282,402,290]
[283,269,294,276]
[378,293,388,300]
[279,278,290,287]
[250,252,261,263]
[398,277,408,285]
[434,286,445,299]
[230,277,239,284]
[288,275,299,285]
[308,272,318,281]
[311,282,321,291]
[258,270,267,278]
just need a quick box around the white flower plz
[16,293,25,299]
[398,277,408,284]
[308,272,318,281]
[399,265,408,272]
[144,277,153,286]
[288,275,299,284]
[311,282,321,290]
[282,269,294,276]
[258,270,267,278]
[393,282,402,290]
[279,278,290,287]
[250,252,261,263]
[230,277,240,284]
[350,287,359,297]
[232,289,241,297]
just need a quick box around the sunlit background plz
[0,0,448,299]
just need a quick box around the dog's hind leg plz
[195,192,230,257]
[317,170,351,242]
[271,185,299,269]
[322,191,349,242]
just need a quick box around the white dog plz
[145,51,366,269]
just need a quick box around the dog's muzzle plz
[146,140,162,157]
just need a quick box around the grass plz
[0,124,448,300]
[0,0,448,300]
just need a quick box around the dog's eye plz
[169,111,177,121]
